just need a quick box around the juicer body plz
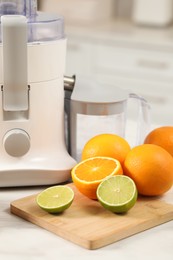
[0,38,76,187]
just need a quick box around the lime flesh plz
[97,175,138,213]
[36,185,74,213]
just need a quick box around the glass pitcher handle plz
[128,93,151,146]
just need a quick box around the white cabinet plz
[65,22,173,125]
[93,43,173,125]
[95,44,173,82]
[66,37,93,77]
[94,73,172,125]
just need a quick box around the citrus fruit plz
[71,156,123,199]
[36,185,74,213]
[81,134,131,165]
[97,175,137,213]
[123,144,173,196]
[144,126,173,157]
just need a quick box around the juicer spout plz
[1,15,29,111]
[64,75,76,91]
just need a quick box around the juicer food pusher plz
[0,0,76,187]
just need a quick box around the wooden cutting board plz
[10,183,173,250]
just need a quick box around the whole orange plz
[81,134,131,165]
[123,144,173,196]
[144,126,173,157]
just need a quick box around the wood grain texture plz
[10,183,173,249]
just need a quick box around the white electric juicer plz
[0,0,76,187]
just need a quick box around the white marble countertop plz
[0,184,173,260]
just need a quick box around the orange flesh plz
[75,158,118,182]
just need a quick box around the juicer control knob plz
[3,129,30,157]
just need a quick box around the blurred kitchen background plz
[38,0,173,126]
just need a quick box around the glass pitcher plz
[64,77,150,162]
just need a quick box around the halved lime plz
[36,185,74,214]
[97,175,138,213]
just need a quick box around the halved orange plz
[71,156,123,199]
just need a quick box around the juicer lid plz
[0,0,64,42]
[71,77,129,104]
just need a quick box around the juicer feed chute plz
[0,0,76,187]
